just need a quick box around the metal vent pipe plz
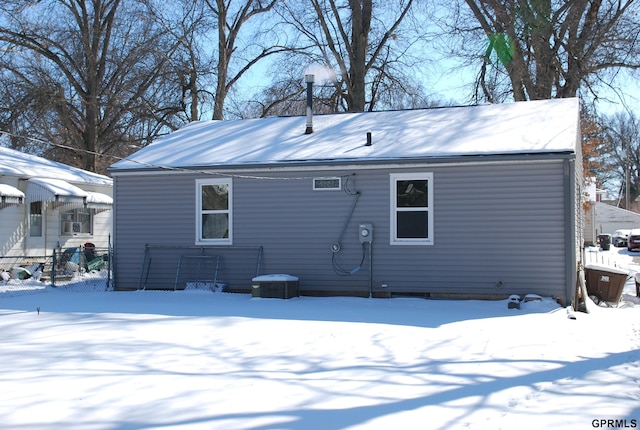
[304,74,314,134]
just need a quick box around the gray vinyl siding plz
[382,161,566,298]
[113,174,194,289]
[113,158,572,302]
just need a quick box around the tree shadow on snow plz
[0,288,563,328]
[104,349,640,430]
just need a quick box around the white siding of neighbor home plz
[1,146,114,258]
[2,208,113,257]
[0,205,26,256]
[1,202,114,258]
[113,158,572,303]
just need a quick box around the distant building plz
[584,201,640,245]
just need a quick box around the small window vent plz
[313,177,341,191]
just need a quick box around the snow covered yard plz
[0,250,639,429]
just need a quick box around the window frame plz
[29,201,43,237]
[313,177,341,191]
[389,172,434,245]
[60,207,94,236]
[196,178,233,245]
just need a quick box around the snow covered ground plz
[0,247,638,430]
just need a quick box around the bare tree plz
[142,0,219,123]
[601,111,640,208]
[0,0,185,173]
[201,0,291,120]
[457,0,640,103]
[235,50,343,118]
[277,0,422,113]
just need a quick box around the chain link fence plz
[2,244,260,298]
[0,243,112,299]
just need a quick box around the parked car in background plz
[612,229,631,247]
[627,229,640,251]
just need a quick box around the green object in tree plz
[486,33,514,66]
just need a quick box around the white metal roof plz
[25,178,88,204]
[0,183,24,204]
[23,178,113,209]
[85,191,113,209]
[110,98,580,172]
[0,183,24,199]
[0,146,112,185]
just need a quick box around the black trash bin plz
[598,234,612,250]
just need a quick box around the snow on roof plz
[0,183,24,199]
[595,201,640,223]
[86,191,113,206]
[110,98,579,172]
[0,146,112,185]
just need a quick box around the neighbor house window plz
[29,201,43,237]
[196,178,232,244]
[390,173,433,245]
[61,208,92,236]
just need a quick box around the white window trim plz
[29,201,43,238]
[196,178,233,245]
[60,208,94,237]
[390,172,434,245]
[313,177,342,191]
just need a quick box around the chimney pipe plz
[366,131,372,146]
[304,74,314,134]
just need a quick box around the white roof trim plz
[0,183,25,205]
[26,178,88,204]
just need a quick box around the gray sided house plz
[109,98,583,306]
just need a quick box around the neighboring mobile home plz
[0,146,113,259]
[109,98,583,306]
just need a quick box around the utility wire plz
[0,129,357,182]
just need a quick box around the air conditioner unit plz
[64,221,83,234]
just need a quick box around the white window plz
[60,208,93,236]
[29,201,43,237]
[196,178,232,245]
[390,173,433,245]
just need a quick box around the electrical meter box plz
[359,223,373,243]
